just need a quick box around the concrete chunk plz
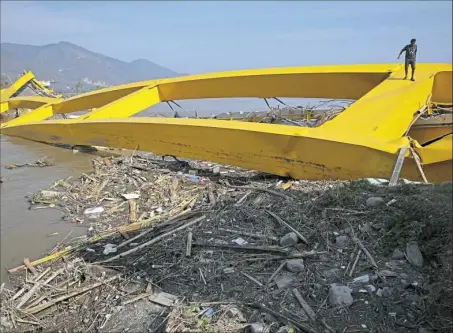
[328,284,353,306]
[335,235,350,248]
[406,242,424,268]
[275,274,295,289]
[391,248,405,260]
[280,232,298,247]
[250,322,266,333]
[286,259,305,273]
[366,196,385,207]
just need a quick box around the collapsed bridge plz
[1,63,452,183]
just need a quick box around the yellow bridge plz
[1,63,451,184]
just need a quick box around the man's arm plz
[397,46,407,59]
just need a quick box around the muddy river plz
[0,135,96,283]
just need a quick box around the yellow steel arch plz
[1,63,451,183]
[0,96,61,114]
[0,71,61,102]
[0,72,36,101]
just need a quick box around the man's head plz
[410,38,416,45]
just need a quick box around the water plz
[0,135,96,283]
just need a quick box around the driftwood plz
[192,242,288,254]
[223,180,293,200]
[266,260,287,288]
[409,147,429,184]
[116,210,196,249]
[349,249,362,277]
[267,210,309,245]
[186,231,193,257]
[217,227,278,241]
[292,288,316,321]
[23,258,37,275]
[240,271,263,287]
[348,232,378,269]
[16,268,51,309]
[25,275,120,315]
[99,215,206,263]
[128,199,137,222]
[247,303,316,333]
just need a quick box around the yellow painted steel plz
[78,85,160,120]
[2,64,396,122]
[408,113,452,145]
[417,134,452,164]
[409,126,452,145]
[0,116,450,183]
[0,96,61,114]
[0,71,35,101]
[431,71,453,104]
[321,64,451,139]
[0,71,61,103]
[3,103,59,126]
[1,63,452,183]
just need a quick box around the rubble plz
[391,248,406,260]
[323,267,340,279]
[280,232,298,247]
[328,284,353,306]
[335,235,350,248]
[366,196,385,207]
[406,241,424,268]
[250,322,266,333]
[1,153,451,333]
[275,274,296,289]
[5,156,54,169]
[286,259,305,273]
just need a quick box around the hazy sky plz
[1,1,452,74]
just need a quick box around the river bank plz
[0,152,451,333]
[0,136,132,283]
[0,136,98,284]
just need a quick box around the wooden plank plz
[185,231,193,257]
[292,288,316,321]
[148,292,178,307]
[23,258,37,275]
[409,147,429,184]
[389,147,407,187]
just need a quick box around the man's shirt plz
[402,44,417,61]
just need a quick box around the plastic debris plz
[84,206,105,215]
[121,193,140,200]
[103,243,117,255]
[232,237,248,245]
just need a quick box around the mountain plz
[0,41,305,116]
[0,41,179,93]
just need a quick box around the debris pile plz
[5,156,55,170]
[1,153,452,333]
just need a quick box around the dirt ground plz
[1,154,452,333]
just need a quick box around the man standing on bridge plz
[398,38,417,81]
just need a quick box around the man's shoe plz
[403,76,407,80]
[411,78,415,81]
